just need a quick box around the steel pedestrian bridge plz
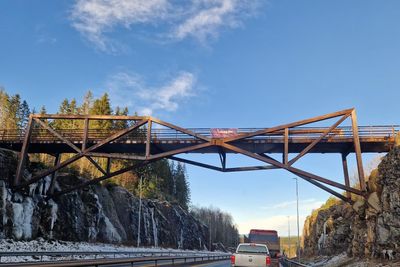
[0,108,398,203]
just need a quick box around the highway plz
[112,259,282,267]
[99,259,232,267]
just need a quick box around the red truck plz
[248,229,280,258]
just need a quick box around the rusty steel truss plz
[3,108,398,203]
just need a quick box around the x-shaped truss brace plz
[14,108,366,203]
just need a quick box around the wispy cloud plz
[70,0,261,52]
[106,71,196,115]
[173,0,260,43]
[70,0,169,52]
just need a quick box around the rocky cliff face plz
[303,146,400,259]
[0,150,209,250]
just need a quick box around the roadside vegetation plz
[190,206,239,249]
[280,236,300,258]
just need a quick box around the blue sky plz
[1,0,399,236]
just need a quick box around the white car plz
[231,243,271,267]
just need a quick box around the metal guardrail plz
[0,250,227,263]
[0,126,398,142]
[1,254,231,266]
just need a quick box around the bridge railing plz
[0,126,398,143]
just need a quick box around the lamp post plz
[293,177,300,261]
[287,216,291,258]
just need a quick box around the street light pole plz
[287,216,291,258]
[293,177,300,261]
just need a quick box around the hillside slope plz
[0,149,208,249]
[302,145,400,260]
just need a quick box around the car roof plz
[239,243,268,247]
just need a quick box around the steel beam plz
[288,114,349,166]
[224,165,279,172]
[106,158,111,174]
[149,142,213,160]
[17,119,148,188]
[34,117,107,176]
[151,117,210,142]
[219,152,226,170]
[283,127,289,165]
[49,160,154,198]
[33,114,149,120]
[146,119,152,158]
[47,154,61,195]
[341,153,351,199]
[296,174,353,203]
[14,115,34,186]
[351,110,366,192]
[223,108,354,142]
[169,156,223,172]
[221,142,363,196]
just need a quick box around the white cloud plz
[70,0,261,52]
[173,0,259,42]
[71,0,170,52]
[106,71,196,115]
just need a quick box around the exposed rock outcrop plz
[303,146,400,259]
[0,150,209,250]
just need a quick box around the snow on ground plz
[309,252,351,267]
[0,238,214,263]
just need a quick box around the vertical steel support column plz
[48,154,61,195]
[219,152,226,170]
[82,118,89,151]
[106,158,111,174]
[14,115,34,187]
[341,153,351,199]
[283,128,289,165]
[351,110,366,192]
[146,120,152,159]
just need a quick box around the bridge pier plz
[341,153,351,200]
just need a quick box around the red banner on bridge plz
[211,128,238,138]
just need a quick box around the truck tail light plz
[231,255,235,265]
[266,256,271,265]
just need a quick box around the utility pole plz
[293,177,300,261]
[288,216,291,258]
[137,176,143,247]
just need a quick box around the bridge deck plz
[0,126,397,154]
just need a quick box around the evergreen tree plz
[7,94,21,129]
[54,99,70,129]
[173,163,190,210]
[113,106,129,129]
[80,90,93,115]
[0,89,9,127]
[40,105,47,115]
[69,98,78,128]
[18,100,30,130]
[91,93,112,129]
